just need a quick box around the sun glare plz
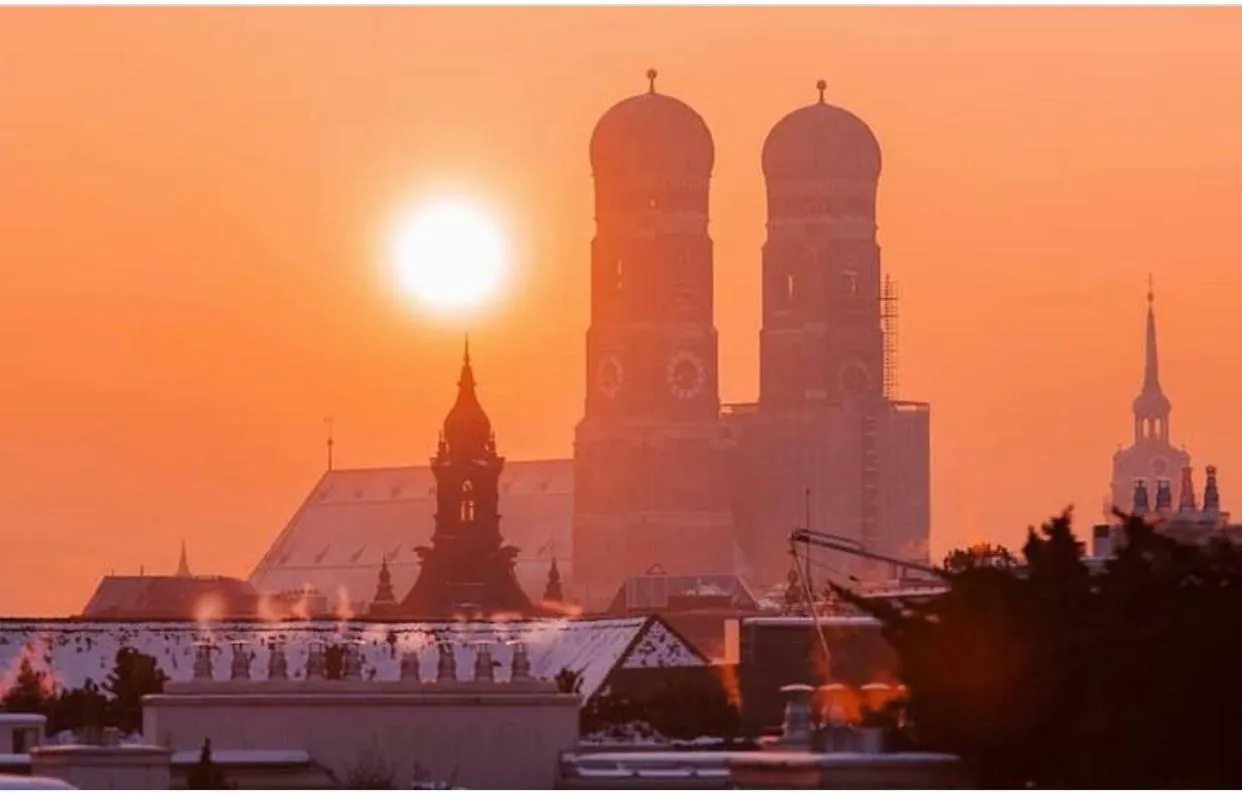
[392,198,509,314]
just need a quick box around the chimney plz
[510,642,532,683]
[268,641,288,680]
[192,642,214,681]
[1155,479,1173,512]
[473,643,495,683]
[1092,524,1113,559]
[778,684,815,747]
[1204,465,1222,515]
[400,651,422,682]
[230,642,251,681]
[436,642,457,683]
[342,643,363,681]
[1178,466,1198,513]
[1132,479,1150,516]
[305,642,326,680]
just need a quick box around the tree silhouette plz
[837,510,1242,788]
[104,647,168,735]
[1,654,56,718]
[940,542,1018,573]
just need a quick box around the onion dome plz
[443,338,492,458]
[589,69,715,177]
[762,80,881,181]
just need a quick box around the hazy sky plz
[3,7,1242,615]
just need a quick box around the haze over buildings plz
[5,8,1242,615]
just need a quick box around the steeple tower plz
[398,344,533,618]
[175,540,192,578]
[1133,276,1172,444]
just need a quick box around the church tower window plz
[786,273,796,305]
[841,269,859,300]
[460,480,475,523]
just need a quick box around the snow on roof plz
[0,616,702,702]
[248,460,572,604]
[170,749,310,765]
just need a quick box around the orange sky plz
[4,7,1242,616]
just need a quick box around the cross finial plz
[816,79,827,103]
[647,68,658,94]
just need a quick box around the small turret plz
[230,642,251,681]
[1155,479,1173,512]
[1204,465,1222,515]
[400,650,422,682]
[510,642,532,683]
[267,641,288,680]
[1178,466,1198,513]
[193,642,214,681]
[1132,479,1150,516]
[436,642,457,683]
[543,558,564,604]
[473,643,495,683]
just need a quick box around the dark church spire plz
[442,336,492,460]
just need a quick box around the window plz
[616,259,624,292]
[460,481,476,522]
[841,270,859,300]
[785,273,796,305]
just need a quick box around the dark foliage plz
[104,647,168,734]
[187,738,229,789]
[48,678,109,735]
[941,542,1018,573]
[837,510,1242,788]
[0,654,56,716]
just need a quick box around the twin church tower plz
[572,72,931,606]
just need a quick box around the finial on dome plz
[1147,273,1154,305]
[464,333,471,365]
[647,68,658,94]
[816,79,827,104]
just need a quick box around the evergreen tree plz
[1,654,56,718]
[837,510,1242,788]
[48,678,109,735]
[103,647,168,735]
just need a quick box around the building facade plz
[571,71,737,607]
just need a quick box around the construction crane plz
[788,528,947,581]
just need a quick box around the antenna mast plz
[881,274,899,400]
[325,417,335,471]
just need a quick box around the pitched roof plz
[79,576,257,619]
[248,460,572,608]
[0,616,703,702]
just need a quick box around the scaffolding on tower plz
[881,274,899,400]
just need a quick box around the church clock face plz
[596,354,624,399]
[839,362,870,395]
[666,351,706,400]
[1150,457,1169,478]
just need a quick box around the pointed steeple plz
[176,540,192,578]
[1133,277,1172,443]
[372,556,396,606]
[442,336,492,459]
[543,557,565,604]
[1178,466,1197,513]
[1204,465,1222,515]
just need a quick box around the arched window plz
[460,480,476,523]
[785,273,796,305]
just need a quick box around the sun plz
[391,198,509,314]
